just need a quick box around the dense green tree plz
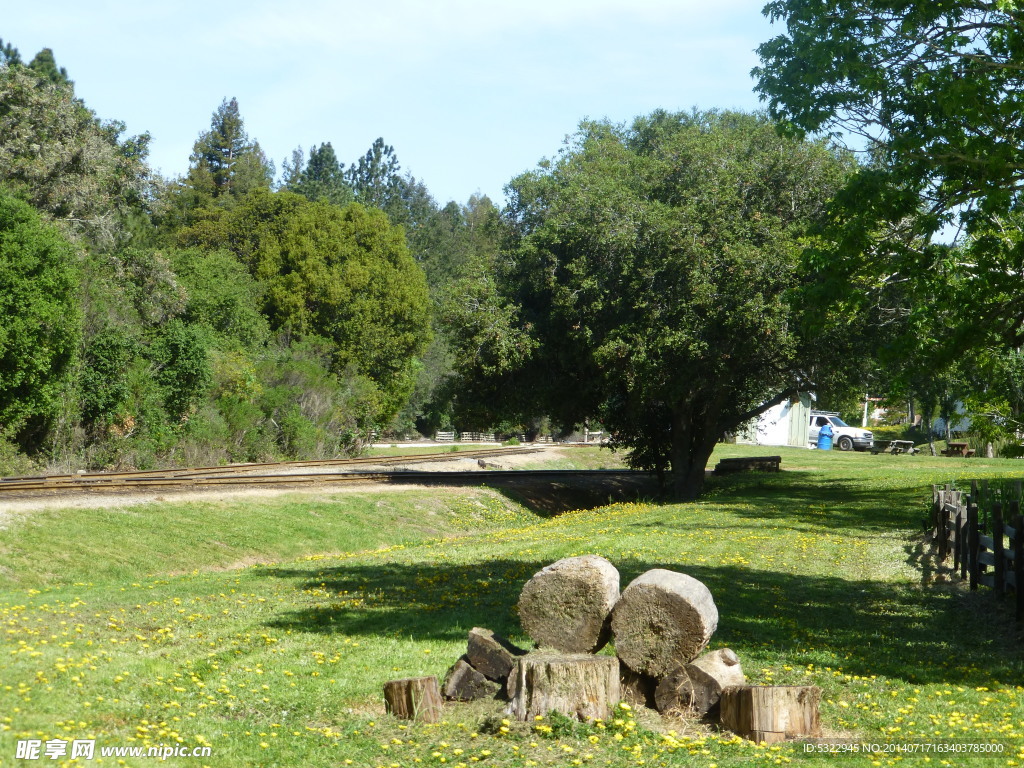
[80,328,135,428]
[346,138,404,211]
[401,195,504,430]
[0,60,151,248]
[416,194,503,289]
[454,110,853,498]
[27,47,70,85]
[222,191,432,422]
[149,320,212,423]
[345,138,438,238]
[170,249,270,350]
[0,38,23,66]
[755,0,1024,345]
[158,98,273,241]
[284,142,353,206]
[0,191,81,448]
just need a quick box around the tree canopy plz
[754,0,1024,345]
[0,59,150,248]
[185,97,273,202]
[451,110,853,498]
[0,190,81,448]
[219,191,432,421]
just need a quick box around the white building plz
[735,393,813,448]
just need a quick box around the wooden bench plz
[714,456,782,475]
[942,441,975,458]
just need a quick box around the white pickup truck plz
[809,411,873,451]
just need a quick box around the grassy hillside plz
[1,446,1022,767]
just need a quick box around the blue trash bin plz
[817,423,834,451]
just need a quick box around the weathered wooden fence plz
[932,482,1024,621]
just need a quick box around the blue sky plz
[4,0,777,206]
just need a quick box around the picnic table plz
[871,440,918,455]
[942,441,975,457]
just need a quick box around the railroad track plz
[0,446,634,496]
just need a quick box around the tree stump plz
[505,652,620,721]
[467,627,527,681]
[518,555,620,653]
[383,676,443,723]
[611,569,718,677]
[719,685,821,743]
[442,658,500,701]
[654,648,745,717]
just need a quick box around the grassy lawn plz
[1,445,1022,767]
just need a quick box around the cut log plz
[654,667,691,714]
[611,569,718,677]
[467,627,527,681]
[442,657,500,701]
[619,659,658,710]
[383,676,443,723]
[654,648,744,717]
[719,685,821,743]
[518,555,620,653]
[505,652,620,722]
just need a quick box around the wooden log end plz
[518,555,620,654]
[611,569,719,677]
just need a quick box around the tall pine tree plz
[284,142,352,206]
[186,98,272,201]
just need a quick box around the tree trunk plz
[505,653,620,722]
[611,569,719,677]
[518,555,619,653]
[669,409,719,501]
[383,676,443,723]
[719,685,821,743]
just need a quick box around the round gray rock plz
[517,555,620,653]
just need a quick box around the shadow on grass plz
[259,554,1022,688]
[375,470,662,517]
[701,471,932,531]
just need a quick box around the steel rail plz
[0,468,643,496]
[0,446,544,486]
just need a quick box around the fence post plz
[968,503,980,591]
[938,498,949,561]
[994,502,1008,597]
[944,504,952,561]
[1013,514,1024,623]
[954,507,962,573]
